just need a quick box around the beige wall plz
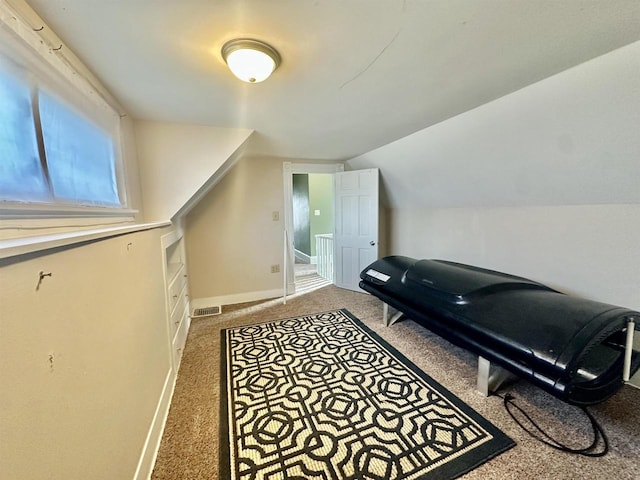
[0,4,186,477]
[135,120,253,222]
[185,156,285,302]
[0,226,172,479]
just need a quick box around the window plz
[0,62,47,203]
[0,53,122,210]
[39,90,120,206]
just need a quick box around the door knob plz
[369,241,376,246]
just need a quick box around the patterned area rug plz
[220,309,514,479]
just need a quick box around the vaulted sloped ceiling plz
[348,41,640,209]
[26,0,640,161]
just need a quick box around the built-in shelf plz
[166,262,182,284]
[162,230,190,371]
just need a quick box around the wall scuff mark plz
[36,271,52,291]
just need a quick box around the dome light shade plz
[221,39,281,83]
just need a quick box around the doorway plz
[283,162,344,295]
[292,173,334,293]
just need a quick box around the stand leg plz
[383,302,389,326]
[382,302,403,327]
[477,356,514,397]
[623,318,636,382]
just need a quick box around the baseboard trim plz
[294,251,317,265]
[294,249,311,264]
[133,367,177,480]
[192,288,284,310]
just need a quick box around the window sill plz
[0,204,138,219]
[0,221,172,261]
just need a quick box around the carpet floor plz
[152,285,640,479]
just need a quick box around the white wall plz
[135,121,254,222]
[389,205,639,309]
[0,226,173,479]
[348,41,640,311]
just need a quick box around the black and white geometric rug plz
[220,309,514,479]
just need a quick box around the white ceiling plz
[27,0,640,161]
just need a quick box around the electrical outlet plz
[271,264,280,273]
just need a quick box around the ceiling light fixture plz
[221,38,281,83]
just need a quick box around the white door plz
[334,169,379,291]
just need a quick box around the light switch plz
[314,210,320,216]
[272,211,279,221]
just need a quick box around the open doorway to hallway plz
[292,173,333,293]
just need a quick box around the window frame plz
[0,9,135,224]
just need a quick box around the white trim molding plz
[191,289,284,312]
[133,368,177,480]
[0,221,171,260]
[294,249,312,264]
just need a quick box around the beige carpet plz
[152,285,640,479]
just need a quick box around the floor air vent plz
[192,306,222,317]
